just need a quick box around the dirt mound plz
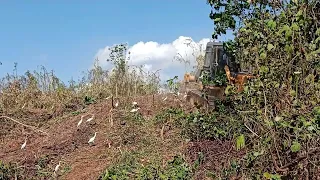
[0,93,190,179]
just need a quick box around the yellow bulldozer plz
[183,41,258,109]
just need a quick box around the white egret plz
[21,137,27,150]
[130,107,140,113]
[86,114,95,122]
[183,92,187,99]
[54,161,61,175]
[105,96,111,100]
[77,115,84,127]
[163,97,167,101]
[88,132,97,144]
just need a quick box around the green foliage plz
[163,156,192,180]
[177,112,229,140]
[290,141,301,153]
[263,172,281,180]
[98,154,192,180]
[206,0,320,178]
[165,76,180,94]
[154,107,185,125]
[158,107,242,141]
[106,43,129,76]
[236,134,245,150]
[84,95,96,105]
[201,68,227,87]
[0,161,23,180]
[99,152,137,180]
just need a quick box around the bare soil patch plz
[0,93,193,179]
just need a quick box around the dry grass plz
[0,60,161,116]
[0,58,194,179]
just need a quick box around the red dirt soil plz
[0,93,191,180]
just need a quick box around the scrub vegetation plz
[1,0,319,179]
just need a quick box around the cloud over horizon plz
[94,36,212,82]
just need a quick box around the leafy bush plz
[177,111,241,141]
[98,154,192,180]
[0,161,23,180]
[204,0,320,178]
[201,68,227,87]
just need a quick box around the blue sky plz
[0,1,233,84]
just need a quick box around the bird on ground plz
[86,114,95,122]
[54,161,61,176]
[88,132,97,144]
[21,137,27,150]
[183,92,187,99]
[163,97,167,101]
[130,107,140,113]
[77,115,85,127]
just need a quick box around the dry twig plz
[0,115,48,135]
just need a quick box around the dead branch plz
[270,147,320,173]
[279,148,320,170]
[111,96,115,109]
[244,122,261,138]
[269,148,289,172]
[0,115,48,135]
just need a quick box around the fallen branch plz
[237,110,256,114]
[279,148,320,170]
[109,108,114,127]
[244,122,261,138]
[270,147,320,173]
[0,115,48,135]
[269,148,289,172]
[211,145,233,157]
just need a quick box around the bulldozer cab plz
[196,41,237,82]
[184,41,257,109]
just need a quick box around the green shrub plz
[98,154,192,180]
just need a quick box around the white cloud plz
[93,36,213,83]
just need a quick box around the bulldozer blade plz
[185,90,214,110]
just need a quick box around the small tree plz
[165,76,180,94]
[173,38,204,74]
[107,43,129,78]
[105,43,130,96]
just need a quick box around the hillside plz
[1,0,320,179]
[0,92,245,180]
